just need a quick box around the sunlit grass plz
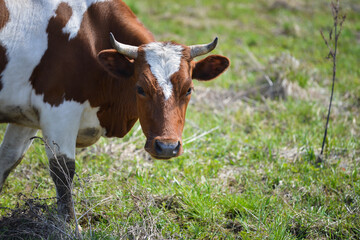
[1,0,359,239]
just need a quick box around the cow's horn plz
[190,37,218,58]
[110,32,138,59]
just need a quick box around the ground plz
[0,0,359,239]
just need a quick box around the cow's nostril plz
[173,141,180,155]
[155,140,163,154]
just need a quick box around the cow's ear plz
[97,49,134,78]
[192,55,230,81]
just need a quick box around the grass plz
[1,0,360,239]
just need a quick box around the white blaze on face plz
[144,42,183,100]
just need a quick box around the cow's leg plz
[48,152,76,221]
[43,130,78,221]
[40,103,83,221]
[0,124,38,192]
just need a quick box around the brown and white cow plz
[0,0,229,219]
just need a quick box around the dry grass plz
[0,195,74,239]
[191,52,328,112]
[0,189,185,239]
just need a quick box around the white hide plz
[32,94,80,159]
[62,0,109,40]
[144,42,183,100]
[0,0,108,158]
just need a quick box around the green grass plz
[1,0,360,239]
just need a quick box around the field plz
[0,0,359,239]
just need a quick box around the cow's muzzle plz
[155,140,180,158]
[145,138,183,159]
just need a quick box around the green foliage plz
[1,0,360,239]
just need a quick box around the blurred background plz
[1,0,359,239]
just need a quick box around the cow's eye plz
[137,86,145,96]
[186,88,192,96]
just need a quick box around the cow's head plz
[98,33,229,159]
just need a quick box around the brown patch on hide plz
[0,0,9,30]
[0,44,8,91]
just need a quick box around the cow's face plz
[98,34,229,159]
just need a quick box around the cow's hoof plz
[57,201,75,222]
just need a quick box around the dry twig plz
[318,0,346,162]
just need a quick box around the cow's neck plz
[94,3,155,138]
[95,74,138,138]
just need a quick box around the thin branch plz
[318,0,346,160]
[320,30,334,59]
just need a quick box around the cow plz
[0,0,229,220]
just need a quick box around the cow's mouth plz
[149,154,174,160]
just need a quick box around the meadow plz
[0,0,359,239]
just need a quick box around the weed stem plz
[319,0,346,159]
